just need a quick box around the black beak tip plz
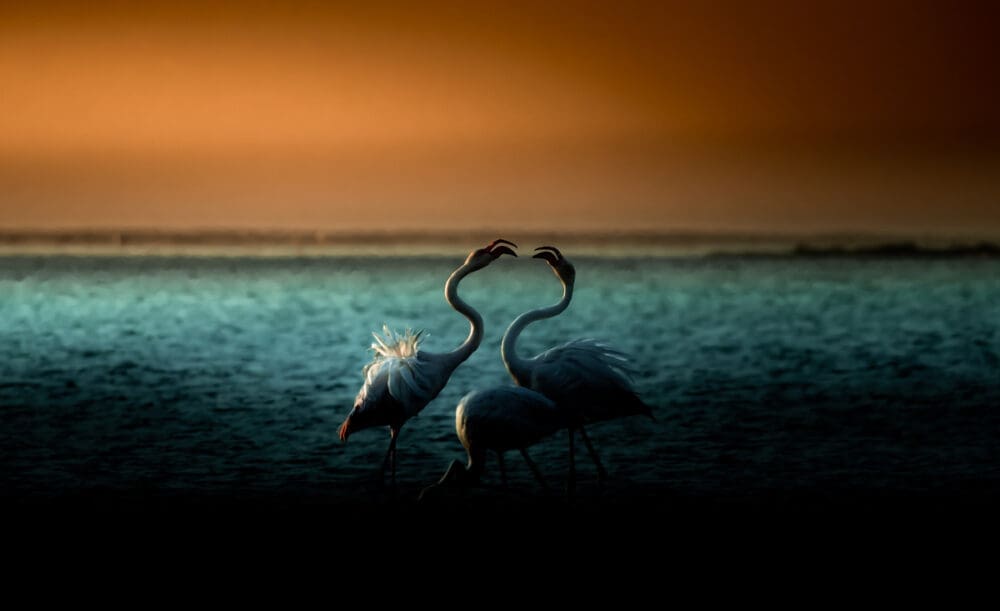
[533,245,563,262]
[491,245,517,258]
[488,238,518,250]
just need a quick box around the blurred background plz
[2,0,998,237]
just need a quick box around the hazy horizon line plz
[2,227,999,258]
[3,226,999,241]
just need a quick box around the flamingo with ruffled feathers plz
[500,245,653,492]
[339,239,517,483]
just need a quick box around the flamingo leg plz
[382,427,399,486]
[520,449,549,491]
[578,427,608,483]
[497,451,508,489]
[390,428,399,485]
[567,428,576,498]
[466,447,485,485]
[380,438,392,478]
[437,460,466,485]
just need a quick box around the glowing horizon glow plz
[2,1,999,233]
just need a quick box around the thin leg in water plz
[382,427,399,486]
[497,451,508,489]
[520,449,549,491]
[578,427,608,483]
[567,428,576,498]
[380,434,392,481]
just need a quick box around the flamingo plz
[500,245,653,491]
[421,385,568,495]
[338,238,517,483]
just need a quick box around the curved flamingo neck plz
[501,272,574,384]
[443,263,484,366]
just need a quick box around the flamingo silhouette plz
[338,238,517,482]
[500,245,652,492]
[426,386,568,492]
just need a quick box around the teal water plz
[2,255,999,504]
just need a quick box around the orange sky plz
[2,1,999,233]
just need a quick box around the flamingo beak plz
[533,246,562,265]
[486,238,517,258]
[487,238,518,250]
[489,245,517,259]
[338,417,352,443]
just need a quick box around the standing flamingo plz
[421,385,568,496]
[338,239,517,482]
[500,245,652,491]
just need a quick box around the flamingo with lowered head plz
[500,245,653,491]
[422,385,569,496]
[338,238,517,482]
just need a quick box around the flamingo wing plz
[530,339,651,421]
[532,338,635,392]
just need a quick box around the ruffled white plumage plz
[369,325,422,359]
[353,325,449,421]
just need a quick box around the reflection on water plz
[1,254,999,503]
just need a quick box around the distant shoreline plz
[1,229,998,258]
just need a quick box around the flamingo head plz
[463,238,517,271]
[533,245,575,284]
[418,460,477,501]
[338,410,359,442]
[338,402,377,442]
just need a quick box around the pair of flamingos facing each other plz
[338,239,653,493]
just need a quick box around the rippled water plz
[2,255,999,506]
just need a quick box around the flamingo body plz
[338,239,517,481]
[424,385,565,494]
[500,246,652,487]
[456,386,566,455]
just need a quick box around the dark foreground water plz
[2,254,999,512]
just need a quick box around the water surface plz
[2,255,998,506]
